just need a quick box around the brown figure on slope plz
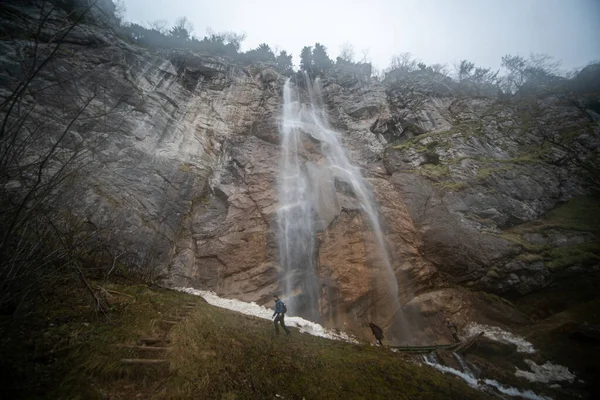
[369,322,384,345]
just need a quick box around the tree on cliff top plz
[276,50,294,76]
[244,43,276,63]
[500,53,561,93]
[312,43,333,76]
[300,46,313,75]
[337,42,355,63]
[170,17,193,41]
[389,52,418,75]
[299,43,333,77]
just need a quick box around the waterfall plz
[277,77,320,321]
[277,74,409,337]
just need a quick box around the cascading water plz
[277,78,321,321]
[277,74,411,339]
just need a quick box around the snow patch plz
[176,288,358,343]
[482,378,551,400]
[464,322,536,353]
[422,354,551,400]
[515,360,576,383]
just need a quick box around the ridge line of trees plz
[105,1,594,93]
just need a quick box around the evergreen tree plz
[300,46,313,74]
[276,50,294,75]
[312,42,332,76]
[244,43,276,63]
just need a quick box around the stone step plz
[118,345,171,351]
[156,319,179,330]
[158,319,179,325]
[121,359,169,365]
[119,346,170,359]
[137,337,170,346]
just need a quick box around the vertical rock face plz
[3,5,599,343]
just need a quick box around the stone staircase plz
[119,302,198,369]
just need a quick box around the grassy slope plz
[0,281,489,400]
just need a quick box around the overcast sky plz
[123,0,600,73]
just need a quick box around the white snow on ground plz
[481,378,551,400]
[177,288,358,343]
[515,360,576,383]
[422,354,551,400]
[464,322,536,353]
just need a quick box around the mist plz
[123,0,600,73]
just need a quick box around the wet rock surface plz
[2,3,599,354]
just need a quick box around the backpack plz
[281,301,287,313]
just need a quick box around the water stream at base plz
[422,353,551,400]
[277,74,410,337]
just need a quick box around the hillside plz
[0,281,488,399]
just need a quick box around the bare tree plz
[0,0,135,312]
[113,0,126,25]
[174,16,194,35]
[360,48,370,64]
[429,63,449,75]
[148,19,168,34]
[389,52,418,74]
[457,60,474,82]
[205,28,246,51]
[500,53,561,93]
[338,42,355,63]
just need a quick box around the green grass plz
[476,165,515,180]
[390,122,482,152]
[515,253,544,263]
[506,196,600,236]
[179,162,194,172]
[0,281,488,400]
[495,232,547,252]
[166,299,487,399]
[546,242,600,269]
[0,281,201,399]
[412,163,450,179]
[540,197,600,233]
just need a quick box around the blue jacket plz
[273,299,285,317]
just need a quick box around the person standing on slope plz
[369,322,384,345]
[272,295,290,335]
[445,318,460,343]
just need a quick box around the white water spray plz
[422,353,551,400]
[277,75,406,332]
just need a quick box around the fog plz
[123,0,600,72]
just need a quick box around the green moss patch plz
[508,196,600,235]
[413,163,450,179]
[546,242,600,270]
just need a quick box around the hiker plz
[369,322,384,345]
[272,295,290,335]
[445,318,460,343]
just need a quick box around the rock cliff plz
[2,1,599,346]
